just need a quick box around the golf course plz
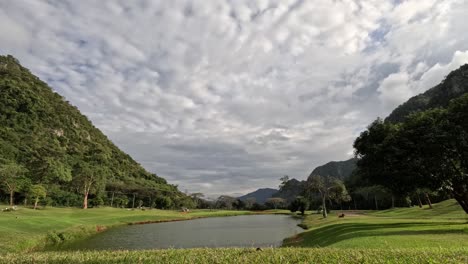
[1,199,467,263]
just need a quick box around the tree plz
[279,175,289,190]
[289,196,309,215]
[354,185,389,210]
[245,197,257,209]
[354,95,468,213]
[29,184,47,209]
[0,161,27,206]
[306,175,349,218]
[155,196,172,209]
[190,193,204,208]
[215,195,237,210]
[266,197,286,209]
[73,162,107,209]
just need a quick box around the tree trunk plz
[424,193,433,209]
[391,195,395,208]
[374,196,379,210]
[34,197,39,210]
[322,196,327,218]
[83,191,89,209]
[453,193,468,214]
[417,195,423,208]
[9,190,14,207]
[110,192,115,207]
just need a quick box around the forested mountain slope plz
[0,55,189,208]
[386,64,468,123]
[238,188,278,204]
[308,158,357,181]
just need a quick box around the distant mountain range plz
[247,158,358,204]
[238,188,278,204]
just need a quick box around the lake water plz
[64,215,302,250]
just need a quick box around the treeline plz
[353,94,468,214]
[283,64,468,216]
[190,194,288,211]
[0,55,192,209]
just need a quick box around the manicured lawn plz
[284,199,468,249]
[2,247,468,264]
[1,200,467,263]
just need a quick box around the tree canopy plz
[354,94,468,213]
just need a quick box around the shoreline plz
[22,209,293,253]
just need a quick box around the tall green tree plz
[289,196,309,215]
[29,184,47,209]
[265,197,286,209]
[0,161,27,206]
[73,162,107,209]
[306,175,349,218]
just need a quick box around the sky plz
[1,0,468,197]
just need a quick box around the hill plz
[273,159,356,204]
[386,64,468,123]
[238,188,278,204]
[0,55,189,208]
[308,158,357,180]
[273,178,305,203]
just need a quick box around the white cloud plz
[417,50,468,91]
[0,0,467,195]
[378,72,411,109]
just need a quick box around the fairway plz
[285,200,468,249]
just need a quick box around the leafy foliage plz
[289,196,309,215]
[305,175,349,218]
[29,184,47,209]
[354,94,468,213]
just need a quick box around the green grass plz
[284,199,468,249]
[2,200,468,263]
[1,248,468,264]
[0,206,270,253]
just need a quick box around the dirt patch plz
[336,211,366,217]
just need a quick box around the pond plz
[64,215,302,250]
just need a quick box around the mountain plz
[273,178,305,203]
[238,188,278,204]
[308,158,357,180]
[386,64,468,123]
[0,55,189,208]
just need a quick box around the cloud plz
[1,0,468,195]
[377,72,411,109]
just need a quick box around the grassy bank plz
[0,206,274,253]
[2,200,468,263]
[284,199,468,249]
[2,247,468,264]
